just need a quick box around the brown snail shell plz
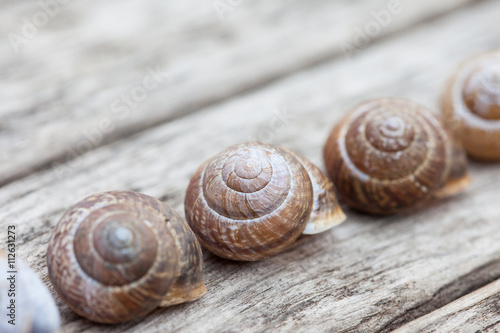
[47,191,206,324]
[324,98,470,215]
[0,251,60,333]
[184,142,346,261]
[442,51,500,160]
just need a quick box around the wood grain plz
[394,279,500,333]
[1,0,476,186]
[1,0,500,332]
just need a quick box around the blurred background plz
[1,1,500,332]
[1,0,498,191]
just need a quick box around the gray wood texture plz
[2,0,500,332]
[395,279,500,332]
[0,0,475,186]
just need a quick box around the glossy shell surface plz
[324,98,467,215]
[47,191,205,324]
[185,142,345,261]
[442,51,500,160]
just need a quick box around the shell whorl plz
[47,191,205,324]
[72,203,160,287]
[443,51,500,160]
[203,144,297,221]
[185,143,313,261]
[324,99,456,215]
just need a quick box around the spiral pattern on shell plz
[47,191,206,324]
[324,98,459,215]
[443,51,500,160]
[185,143,312,261]
[185,142,345,261]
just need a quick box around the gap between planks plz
[2,0,479,188]
[394,278,500,332]
[2,0,500,332]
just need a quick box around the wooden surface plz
[395,279,500,332]
[2,0,500,332]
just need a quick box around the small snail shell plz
[442,51,500,160]
[185,142,346,261]
[324,98,470,215]
[0,251,60,333]
[47,191,206,324]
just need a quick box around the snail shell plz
[324,98,470,215]
[185,142,346,261]
[442,51,500,160]
[0,251,60,333]
[47,191,206,324]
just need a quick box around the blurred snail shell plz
[47,191,206,324]
[442,51,500,160]
[324,98,470,215]
[185,142,346,261]
[0,251,60,333]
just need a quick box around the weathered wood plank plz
[1,1,499,332]
[394,279,500,333]
[1,0,476,186]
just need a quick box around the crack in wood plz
[376,259,500,332]
[481,319,500,332]
[1,0,488,189]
